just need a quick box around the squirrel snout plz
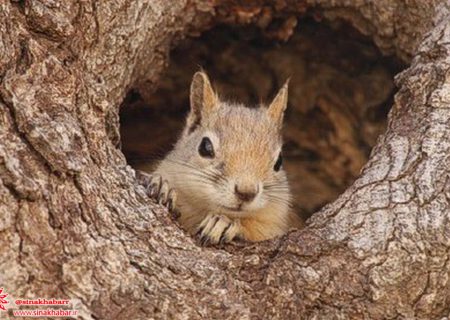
[234,184,259,202]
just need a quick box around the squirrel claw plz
[195,214,239,246]
[136,171,177,213]
[200,234,210,246]
[158,179,170,205]
[167,188,177,212]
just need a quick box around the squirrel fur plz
[139,71,301,245]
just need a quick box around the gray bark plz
[0,0,449,319]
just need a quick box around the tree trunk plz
[1,1,450,319]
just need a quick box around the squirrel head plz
[168,71,291,217]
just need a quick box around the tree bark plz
[1,0,449,319]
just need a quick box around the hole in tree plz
[120,19,404,221]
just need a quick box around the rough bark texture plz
[120,21,402,219]
[0,0,449,319]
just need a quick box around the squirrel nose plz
[234,184,258,202]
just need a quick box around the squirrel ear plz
[188,71,218,131]
[267,79,289,127]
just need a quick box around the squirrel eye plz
[274,153,283,171]
[199,137,215,158]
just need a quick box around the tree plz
[1,0,449,319]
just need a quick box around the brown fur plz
[152,72,300,244]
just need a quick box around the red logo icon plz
[0,288,9,311]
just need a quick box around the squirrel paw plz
[137,171,177,212]
[196,214,240,246]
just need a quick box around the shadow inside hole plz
[120,20,404,221]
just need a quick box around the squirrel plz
[137,71,301,245]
